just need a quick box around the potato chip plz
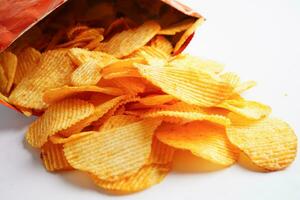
[71,60,102,86]
[132,46,169,67]
[227,118,297,171]
[68,48,117,66]
[26,99,94,148]
[111,77,147,95]
[67,25,89,40]
[99,115,140,131]
[139,94,176,106]
[14,47,41,85]
[144,102,230,126]
[0,91,8,102]
[174,18,205,53]
[234,80,257,94]
[0,64,8,94]
[156,121,239,166]
[50,132,94,144]
[220,72,241,88]
[64,119,161,181]
[85,36,105,50]
[91,164,170,193]
[218,99,271,120]
[105,17,132,36]
[43,85,124,105]
[135,64,233,107]
[96,21,161,58]
[16,106,32,117]
[150,36,173,55]
[159,18,196,35]
[41,141,72,171]
[9,50,75,110]
[0,51,18,93]
[147,136,175,165]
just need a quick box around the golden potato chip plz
[150,36,173,55]
[0,91,8,102]
[67,25,89,40]
[169,54,224,74]
[91,164,170,193]
[99,115,140,131]
[226,118,297,171]
[9,50,75,110]
[159,18,196,35]
[147,136,175,165]
[156,121,239,166]
[132,46,169,67]
[26,99,94,148]
[64,119,161,181]
[50,132,94,144]
[71,60,102,86]
[41,141,72,171]
[220,72,241,88]
[43,85,124,105]
[0,64,8,94]
[0,51,18,93]
[234,80,257,94]
[218,99,271,120]
[144,102,230,126]
[139,94,176,106]
[68,48,117,66]
[174,18,205,53]
[111,77,147,95]
[14,47,41,84]
[85,36,105,50]
[16,106,32,117]
[56,36,99,49]
[135,64,233,107]
[96,21,161,58]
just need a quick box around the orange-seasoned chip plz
[14,47,41,85]
[147,136,175,165]
[50,132,94,144]
[0,92,8,102]
[64,119,161,181]
[91,164,170,193]
[143,102,230,126]
[174,18,205,53]
[96,21,161,58]
[43,85,124,105]
[0,51,18,93]
[159,18,196,35]
[132,46,169,67]
[9,50,75,110]
[150,36,173,55]
[156,121,239,166]
[71,60,102,86]
[0,63,8,94]
[135,64,233,107]
[139,94,176,106]
[218,99,271,120]
[227,118,297,171]
[41,141,72,171]
[111,77,147,95]
[26,99,94,148]
[99,115,140,131]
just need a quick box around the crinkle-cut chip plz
[132,46,169,67]
[174,18,205,53]
[64,119,161,181]
[59,96,128,137]
[89,93,115,105]
[100,115,140,131]
[226,118,297,171]
[67,25,89,40]
[43,85,123,105]
[147,136,175,165]
[169,54,224,74]
[156,121,239,166]
[96,21,161,58]
[135,64,233,107]
[50,132,94,144]
[111,77,147,95]
[150,36,173,55]
[76,28,104,40]
[143,102,230,126]
[0,51,17,93]
[85,36,105,50]
[218,99,271,120]
[159,18,196,35]
[26,99,94,148]
[9,50,75,110]
[41,141,72,171]
[14,47,41,84]
[0,64,8,94]
[103,69,141,80]
[140,94,176,106]
[105,17,132,36]
[71,60,102,86]
[55,36,98,49]
[68,48,117,66]
[234,80,257,94]
[220,72,241,88]
[90,164,170,193]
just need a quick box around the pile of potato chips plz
[0,0,297,194]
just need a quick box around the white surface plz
[1,0,300,199]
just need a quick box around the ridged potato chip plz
[147,136,175,165]
[156,122,239,166]
[111,77,147,95]
[9,50,75,110]
[150,36,174,55]
[0,64,8,94]
[135,64,233,107]
[0,51,18,94]
[227,118,297,171]
[99,115,140,131]
[144,102,230,126]
[234,80,257,94]
[41,141,72,171]
[139,94,176,106]
[26,99,94,148]
[132,46,169,67]
[218,99,271,120]
[96,21,161,58]
[71,60,102,86]
[159,18,196,35]
[64,119,161,181]
[50,132,94,144]
[43,85,124,105]
[220,72,241,88]
[91,164,170,193]
[14,47,41,84]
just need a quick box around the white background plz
[1,0,300,199]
